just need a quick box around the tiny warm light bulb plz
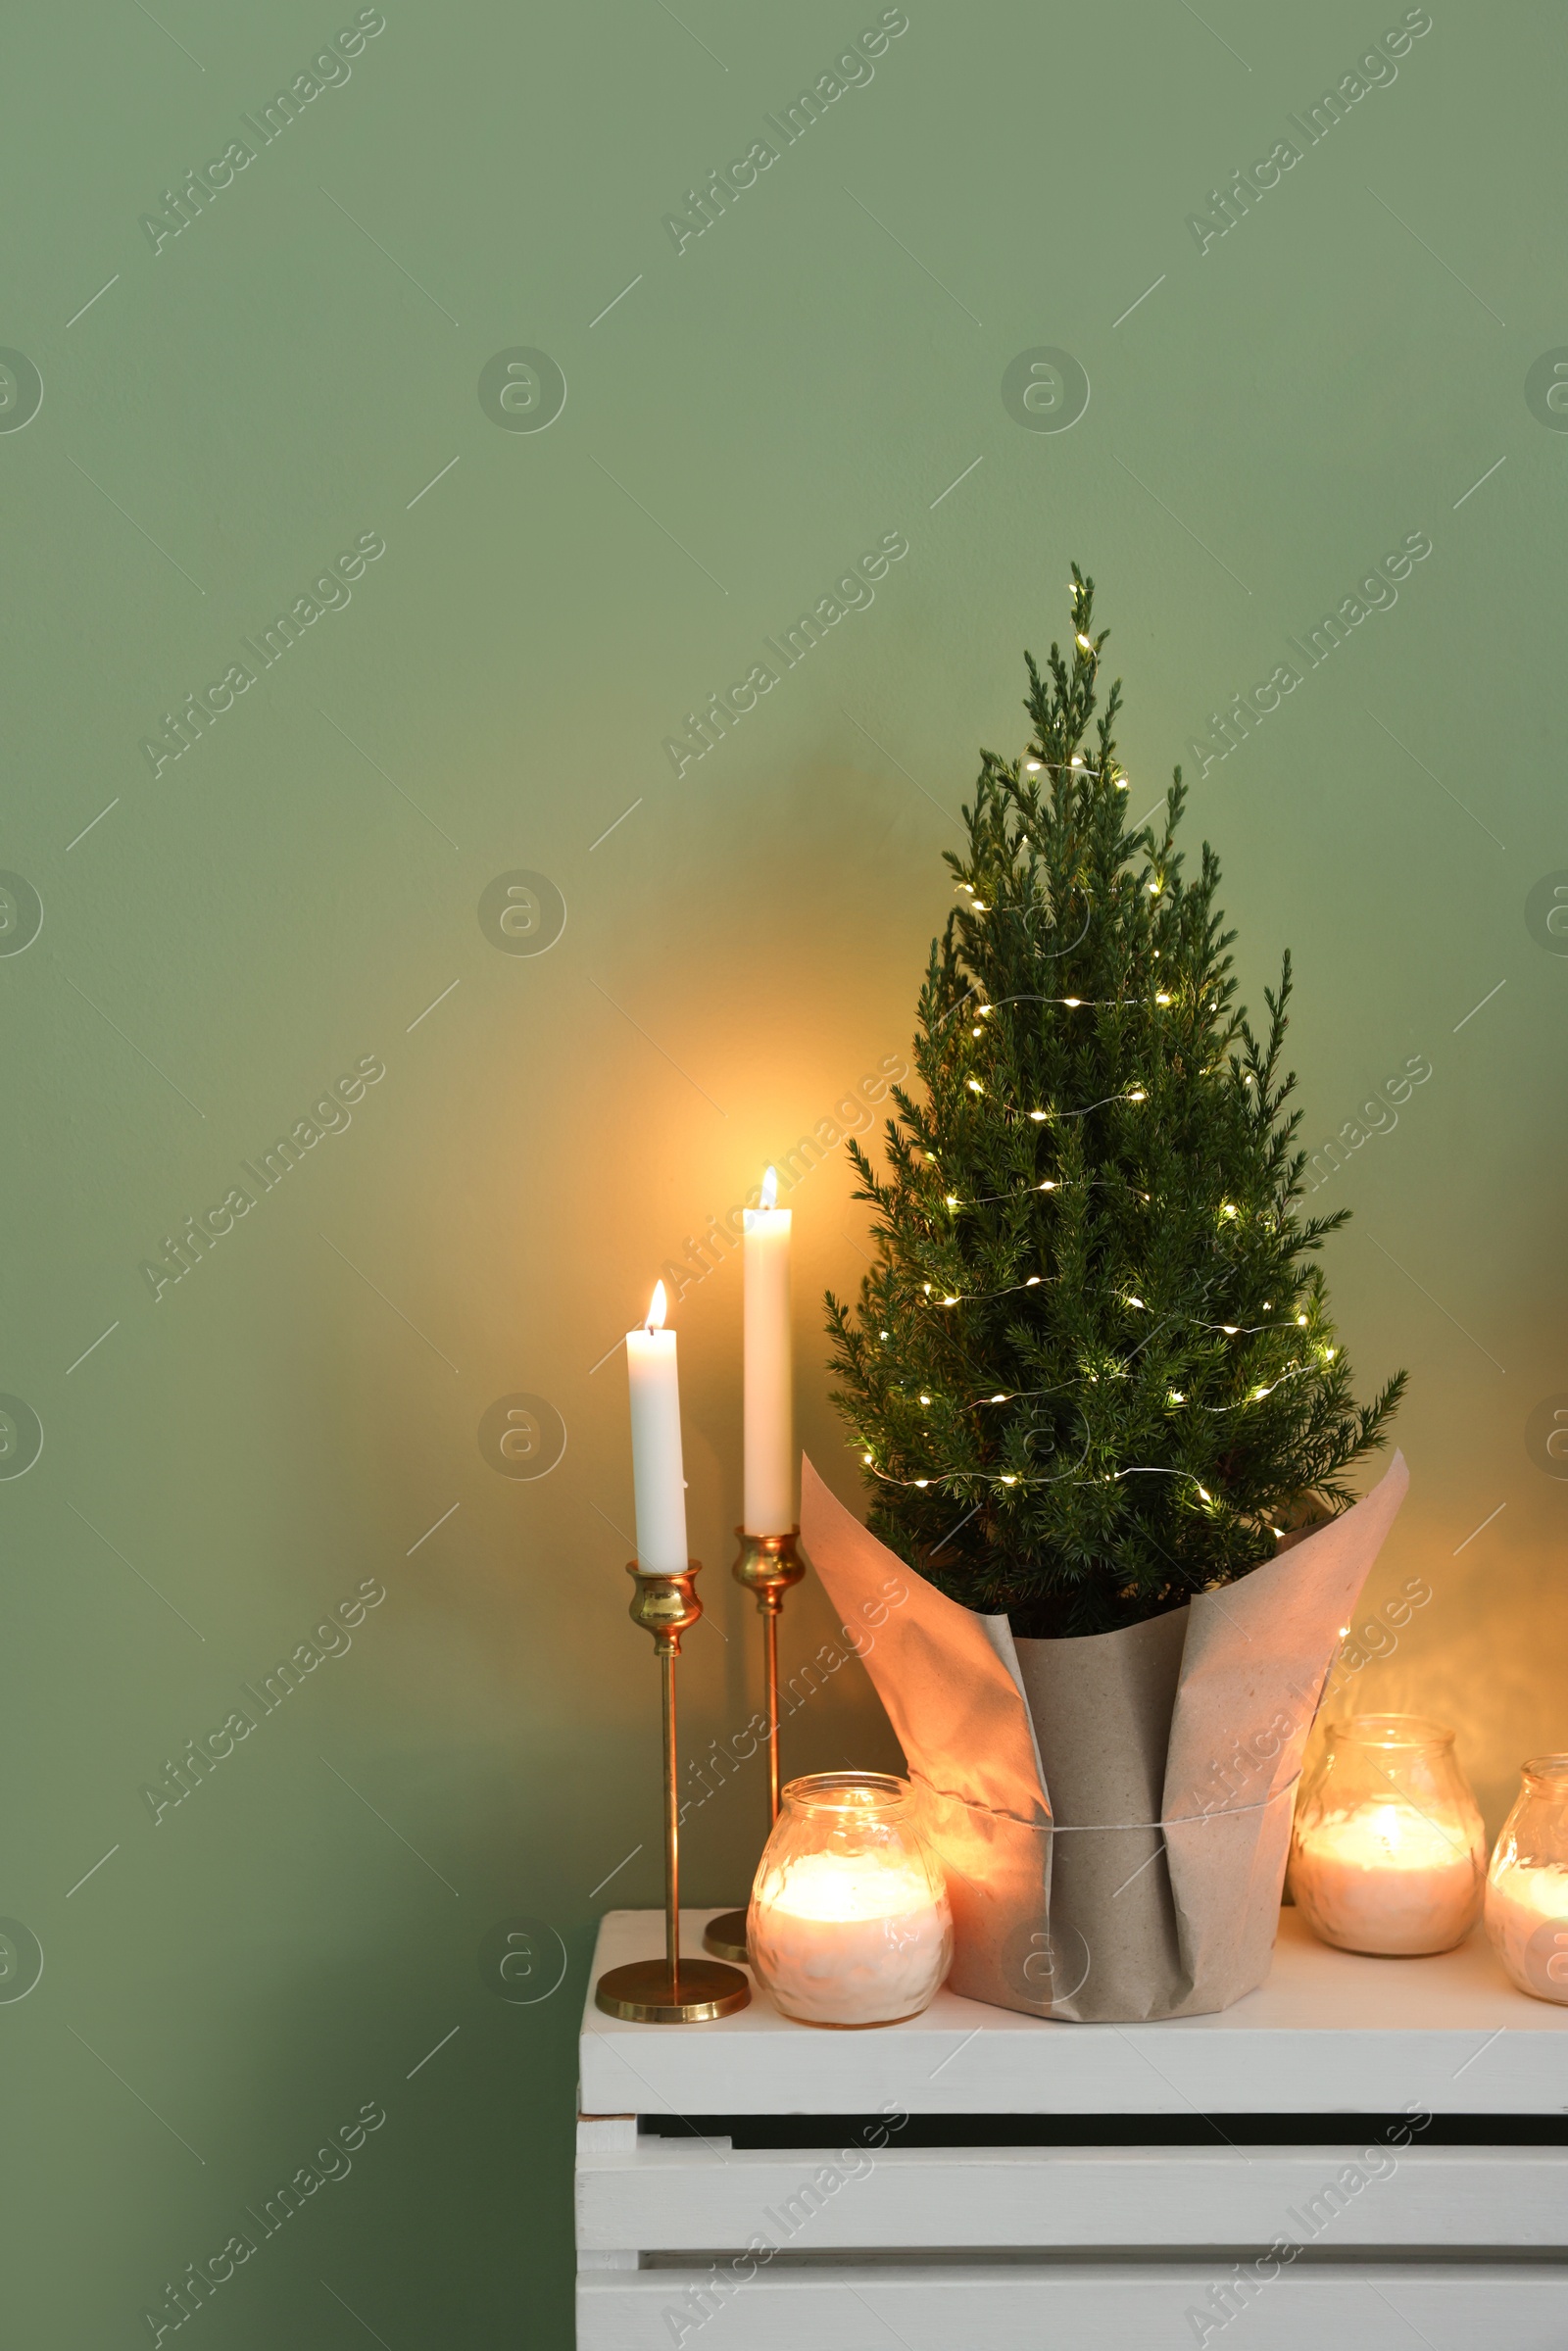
[946,1193,958,1207]
[1001,1474,1017,1486]
[1075,632,1093,651]
[1127,1295,1145,1308]
[1222,1324,1239,1335]
[1024,759,1042,773]
[1197,1485,1212,1502]
[1029,1109,1048,1121]
[1064,996,1082,1007]
[914,1478,929,1488]
[1298,1314,1308,1326]
[1155,992,1172,1004]
[919,1393,931,1404]
[1128,1088,1147,1102]
[1025,1275,1041,1287]
[1039,1179,1056,1191]
[990,1392,1006,1402]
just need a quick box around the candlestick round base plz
[701,1908,752,1964]
[593,1957,751,2023]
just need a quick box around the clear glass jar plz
[1288,1714,1486,1956]
[1485,1756,1568,2005]
[748,1772,953,2028]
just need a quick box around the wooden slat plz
[575,2138,1568,2252]
[580,1909,1568,2119]
[577,2260,1568,2351]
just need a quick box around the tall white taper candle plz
[743,1166,794,1535]
[625,1282,689,1571]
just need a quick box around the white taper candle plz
[743,1167,795,1535]
[626,1282,689,1571]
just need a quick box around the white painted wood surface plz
[577,2137,1568,2250]
[580,1907,1568,2117]
[579,2262,1568,2351]
[575,1908,1568,2351]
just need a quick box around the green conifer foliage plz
[825,569,1404,1636]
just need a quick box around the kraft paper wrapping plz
[801,1449,1408,2022]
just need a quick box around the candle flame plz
[760,1848,939,1923]
[646,1281,667,1333]
[760,1165,778,1210]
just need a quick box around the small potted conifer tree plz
[803,571,1409,2021]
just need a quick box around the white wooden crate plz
[576,1907,1568,2351]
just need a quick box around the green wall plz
[3,1,1564,2340]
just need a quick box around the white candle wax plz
[1291,1802,1483,1956]
[625,1284,688,1572]
[1486,1865,1568,2004]
[750,1849,951,2027]
[743,1169,794,1535]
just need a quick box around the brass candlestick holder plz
[594,1559,751,2024]
[703,1527,806,1965]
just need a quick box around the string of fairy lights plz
[855,684,1310,1539]
[956,1355,1319,1415]
[858,1310,1336,1525]
[858,1107,1329,1526]
[858,1254,1325,1499]
[865,1452,1280,1516]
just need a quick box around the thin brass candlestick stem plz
[703,1527,806,1965]
[594,1559,751,2024]
[661,1643,678,1982]
[763,1603,783,1822]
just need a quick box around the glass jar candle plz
[1289,1715,1486,1956]
[748,1772,953,2028]
[1485,1755,1568,2005]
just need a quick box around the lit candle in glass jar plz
[1486,1756,1568,2005]
[1289,1717,1486,1957]
[748,1773,952,2027]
